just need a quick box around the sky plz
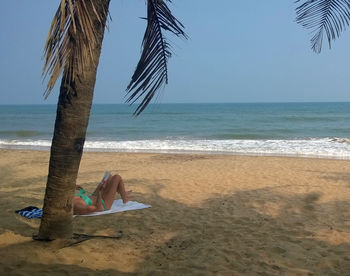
[1,0,350,105]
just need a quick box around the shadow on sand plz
[0,165,350,275]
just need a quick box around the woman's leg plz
[102,174,132,209]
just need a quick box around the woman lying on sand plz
[73,174,132,215]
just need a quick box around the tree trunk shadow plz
[33,231,123,248]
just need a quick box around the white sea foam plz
[1,138,350,160]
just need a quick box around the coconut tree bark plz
[38,0,110,240]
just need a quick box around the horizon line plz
[1,101,350,106]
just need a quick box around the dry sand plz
[0,149,350,275]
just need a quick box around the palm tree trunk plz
[38,0,110,240]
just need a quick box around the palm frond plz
[295,0,350,53]
[43,0,108,98]
[126,0,187,115]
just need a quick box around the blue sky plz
[1,0,350,105]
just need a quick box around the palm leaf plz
[43,0,108,98]
[295,0,350,53]
[126,0,187,115]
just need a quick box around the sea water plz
[1,102,350,159]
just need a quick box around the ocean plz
[1,102,350,159]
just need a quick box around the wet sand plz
[0,149,350,275]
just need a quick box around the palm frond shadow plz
[133,188,350,274]
[1,186,350,274]
[2,185,350,274]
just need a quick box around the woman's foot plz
[121,190,132,204]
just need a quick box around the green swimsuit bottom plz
[75,188,107,211]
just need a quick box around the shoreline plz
[1,149,350,274]
[1,146,350,161]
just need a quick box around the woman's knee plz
[111,174,122,183]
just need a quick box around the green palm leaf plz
[126,0,187,115]
[296,0,350,53]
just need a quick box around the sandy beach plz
[0,149,350,275]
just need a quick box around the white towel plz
[75,199,151,217]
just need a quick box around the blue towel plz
[15,206,43,219]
